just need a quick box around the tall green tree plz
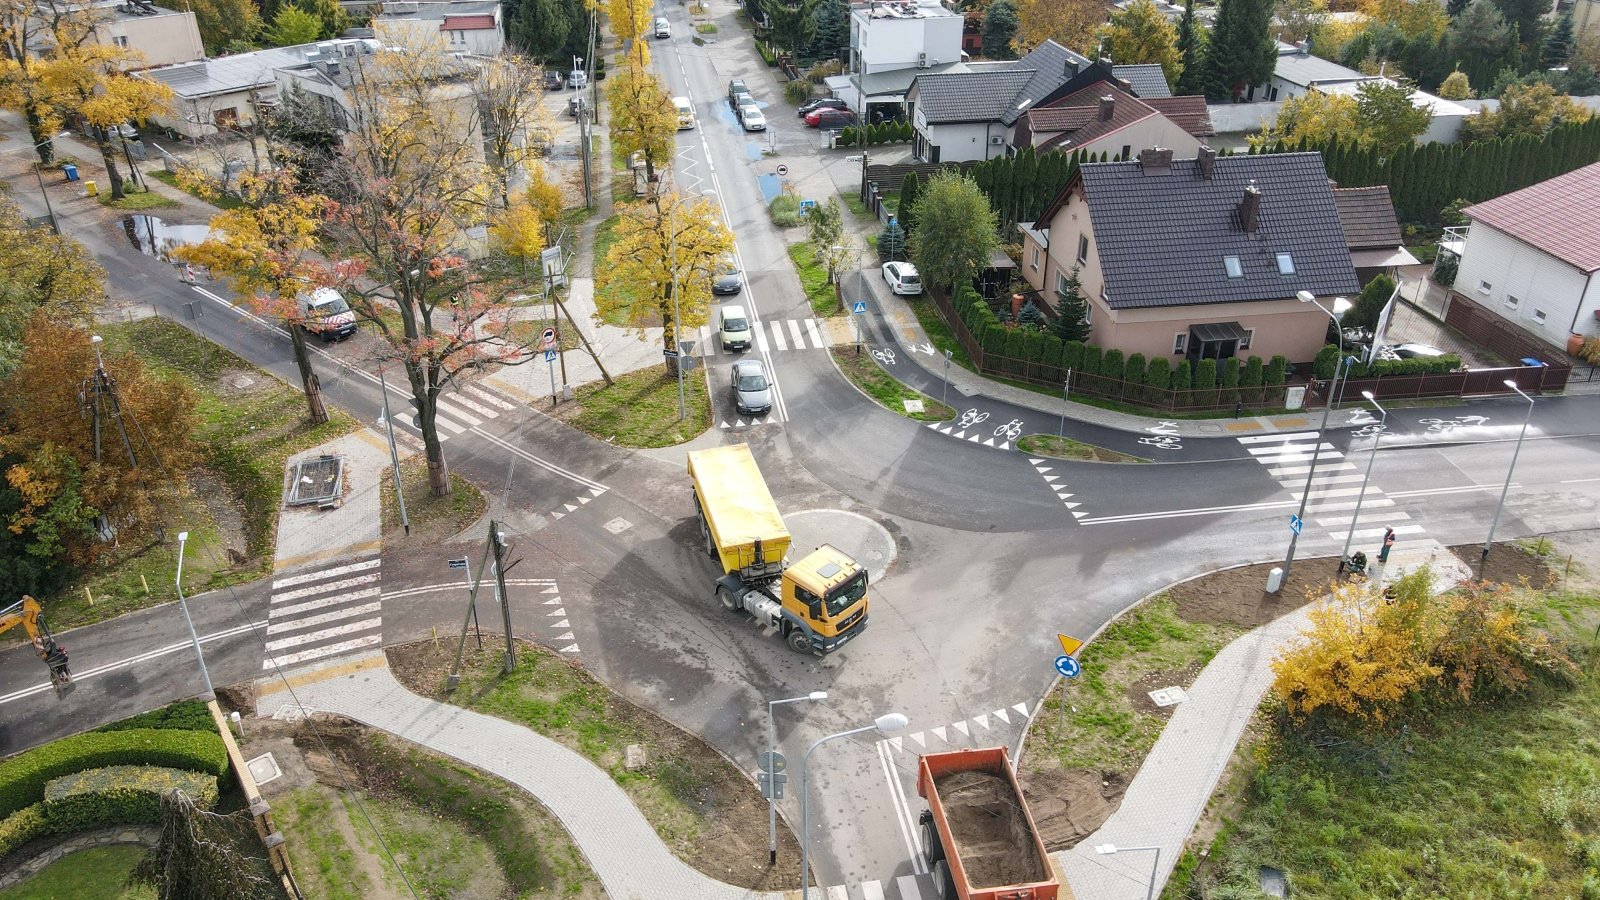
[1174,0,1206,95]
[907,171,998,290]
[897,172,922,236]
[1354,79,1431,153]
[1491,0,1543,52]
[763,0,820,54]
[509,0,575,62]
[1052,266,1091,342]
[981,0,1020,60]
[1102,0,1183,85]
[185,0,262,54]
[1202,0,1276,100]
[264,5,323,46]
[1445,0,1518,92]
[806,0,851,61]
[1542,12,1574,66]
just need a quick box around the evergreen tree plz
[1447,0,1469,14]
[763,0,821,54]
[805,0,851,62]
[1493,0,1544,53]
[898,172,922,236]
[981,0,1020,60]
[1202,0,1276,101]
[1174,0,1204,96]
[1018,299,1044,328]
[878,218,907,262]
[1542,12,1573,67]
[1052,266,1092,343]
[509,0,575,62]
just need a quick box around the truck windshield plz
[826,573,867,618]
[313,295,351,315]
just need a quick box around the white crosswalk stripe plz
[464,384,516,410]
[261,557,383,671]
[700,318,831,357]
[390,382,522,444]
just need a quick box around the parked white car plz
[739,102,766,131]
[720,304,752,351]
[882,261,922,295]
[654,17,671,37]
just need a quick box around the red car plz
[804,108,858,128]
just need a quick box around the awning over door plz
[1189,321,1251,343]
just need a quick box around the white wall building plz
[138,42,368,139]
[375,0,503,56]
[1451,161,1600,352]
[92,0,204,68]
[846,0,964,114]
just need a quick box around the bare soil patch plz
[1020,769,1128,851]
[1166,558,1342,628]
[385,637,801,891]
[1453,541,1556,587]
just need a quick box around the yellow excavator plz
[0,596,72,687]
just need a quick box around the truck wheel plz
[919,810,945,866]
[786,629,813,654]
[932,859,954,900]
[700,515,716,559]
[717,586,739,612]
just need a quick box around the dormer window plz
[1276,253,1295,275]
[1223,256,1242,278]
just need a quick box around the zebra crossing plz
[698,317,832,356]
[385,382,518,454]
[1239,431,1432,550]
[816,873,939,899]
[262,556,382,671]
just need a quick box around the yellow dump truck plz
[687,443,869,655]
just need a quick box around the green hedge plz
[0,729,228,820]
[0,803,48,859]
[839,121,914,146]
[1313,343,1463,379]
[43,765,217,834]
[96,700,215,734]
[756,41,777,66]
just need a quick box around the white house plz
[1450,161,1600,352]
[844,0,965,116]
[138,42,372,138]
[91,0,204,68]
[374,0,504,56]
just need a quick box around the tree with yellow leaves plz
[40,43,173,199]
[606,0,653,64]
[177,172,333,425]
[1101,0,1183,86]
[1360,0,1448,39]
[1013,0,1103,56]
[0,0,97,163]
[476,52,553,208]
[607,55,677,188]
[600,191,733,370]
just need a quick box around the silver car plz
[731,359,772,416]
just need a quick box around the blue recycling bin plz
[62,164,79,182]
[1520,357,1546,367]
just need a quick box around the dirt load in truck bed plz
[934,769,1049,887]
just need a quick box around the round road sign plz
[1054,655,1081,678]
[776,164,790,176]
[541,327,556,342]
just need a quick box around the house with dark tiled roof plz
[1447,161,1600,352]
[904,43,1179,162]
[1018,149,1359,366]
[1332,186,1418,284]
[1010,82,1212,158]
[375,0,503,56]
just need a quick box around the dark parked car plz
[727,79,748,106]
[713,260,743,295]
[544,69,564,90]
[797,97,849,117]
[805,108,857,128]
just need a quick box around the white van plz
[720,304,752,351]
[672,96,695,130]
[297,287,357,342]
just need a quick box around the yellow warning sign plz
[1057,633,1083,658]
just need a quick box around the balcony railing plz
[1439,224,1470,257]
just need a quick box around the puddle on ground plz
[756,173,781,203]
[746,142,767,160]
[121,215,211,262]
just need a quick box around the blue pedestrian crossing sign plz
[851,300,868,314]
[544,348,557,362]
[1289,514,1303,534]
[1054,655,1081,678]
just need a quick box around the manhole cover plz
[1148,686,1187,707]
[246,752,282,786]
[603,517,633,535]
[902,399,925,413]
[232,375,255,389]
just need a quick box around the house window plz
[1276,253,1295,275]
[112,35,129,47]
[1084,302,1092,324]
[1478,279,1491,294]
[1076,234,1088,264]
[1120,144,1131,160]
[1223,255,1243,278]
[1506,294,1520,309]
[213,107,239,128]
[1173,333,1187,354]
[1532,308,1548,324]
[450,29,467,44]
[1030,245,1040,271]
[1055,270,1067,295]
[1240,329,1254,350]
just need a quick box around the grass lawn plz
[696,21,718,32]
[55,319,356,626]
[1016,433,1146,463]
[97,183,177,210]
[841,191,869,219]
[378,458,486,542]
[829,349,953,422]
[592,214,642,327]
[1179,579,1600,899]
[787,242,840,316]
[147,169,245,210]
[0,845,155,900]
[561,363,710,447]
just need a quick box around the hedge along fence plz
[935,285,1291,412]
[839,120,913,146]
[0,728,228,820]
[43,765,218,834]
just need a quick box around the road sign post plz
[851,300,867,355]
[539,330,559,406]
[1289,514,1303,535]
[448,557,481,649]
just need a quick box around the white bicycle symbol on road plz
[1353,423,1389,438]
[1419,415,1489,433]
[1138,435,1183,450]
[958,408,989,428]
[871,347,896,366]
[1147,421,1180,436]
[993,419,1024,441]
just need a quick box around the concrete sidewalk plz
[1056,549,1475,899]
[277,661,786,900]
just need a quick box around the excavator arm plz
[0,596,72,686]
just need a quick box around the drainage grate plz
[287,455,343,507]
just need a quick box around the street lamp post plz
[174,531,216,702]
[800,712,909,898]
[942,348,952,409]
[1059,368,1072,437]
[765,691,826,866]
[1094,843,1162,900]
[1484,379,1535,558]
[28,131,71,235]
[1342,391,1388,563]
[1276,292,1352,591]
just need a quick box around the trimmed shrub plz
[769,194,802,227]
[1101,348,1125,381]
[1265,355,1288,386]
[840,126,859,145]
[97,700,214,734]
[1221,356,1241,404]
[1144,356,1172,398]
[1172,358,1192,391]
[1195,358,1218,397]
[0,729,228,819]
[0,804,49,859]
[43,766,218,834]
[1314,343,1342,379]
[1004,327,1028,374]
[1125,352,1147,399]
[1061,340,1085,373]
[756,41,778,66]
[1241,355,1264,402]
[1081,345,1103,380]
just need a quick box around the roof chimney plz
[1238,179,1261,233]
[1295,40,1309,54]
[1137,147,1173,174]
[1064,58,1079,78]
[1098,95,1115,120]
[1197,145,1217,179]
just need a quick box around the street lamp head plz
[1504,378,1518,389]
[1296,290,1315,303]
[808,691,828,700]
[177,531,189,542]
[91,335,103,345]
[1362,390,1376,401]
[1094,843,1119,855]
[873,713,909,734]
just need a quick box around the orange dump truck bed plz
[917,747,1059,900]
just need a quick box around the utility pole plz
[446,534,497,691]
[490,520,516,674]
